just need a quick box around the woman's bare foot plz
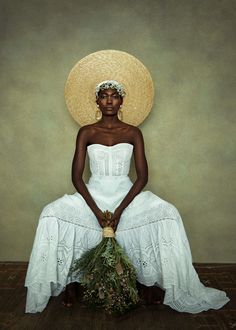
[62,283,77,307]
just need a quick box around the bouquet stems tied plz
[69,210,139,315]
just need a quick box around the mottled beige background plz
[0,0,235,262]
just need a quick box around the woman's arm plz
[112,127,148,229]
[71,127,104,227]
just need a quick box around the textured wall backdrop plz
[0,0,235,261]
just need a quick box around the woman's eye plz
[99,94,119,99]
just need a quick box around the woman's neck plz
[98,115,121,128]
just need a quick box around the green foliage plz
[70,232,139,315]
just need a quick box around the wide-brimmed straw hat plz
[64,50,154,126]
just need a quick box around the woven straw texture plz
[64,50,154,126]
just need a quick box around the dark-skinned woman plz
[25,51,229,314]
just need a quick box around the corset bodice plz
[87,143,133,177]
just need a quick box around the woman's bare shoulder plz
[77,124,98,137]
[125,124,143,138]
[75,125,98,146]
[118,124,143,146]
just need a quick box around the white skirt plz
[25,175,229,313]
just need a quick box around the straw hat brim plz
[64,50,154,127]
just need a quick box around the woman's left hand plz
[111,209,122,232]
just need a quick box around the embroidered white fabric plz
[25,143,229,313]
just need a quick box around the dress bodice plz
[87,143,133,177]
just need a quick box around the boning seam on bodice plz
[87,143,133,176]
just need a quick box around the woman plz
[25,51,229,313]
[71,83,148,234]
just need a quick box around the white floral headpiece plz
[95,80,126,98]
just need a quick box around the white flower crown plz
[95,80,126,98]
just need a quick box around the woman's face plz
[96,88,123,117]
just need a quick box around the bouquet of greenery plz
[69,210,139,315]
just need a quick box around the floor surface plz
[0,263,235,330]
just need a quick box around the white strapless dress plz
[25,143,229,313]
